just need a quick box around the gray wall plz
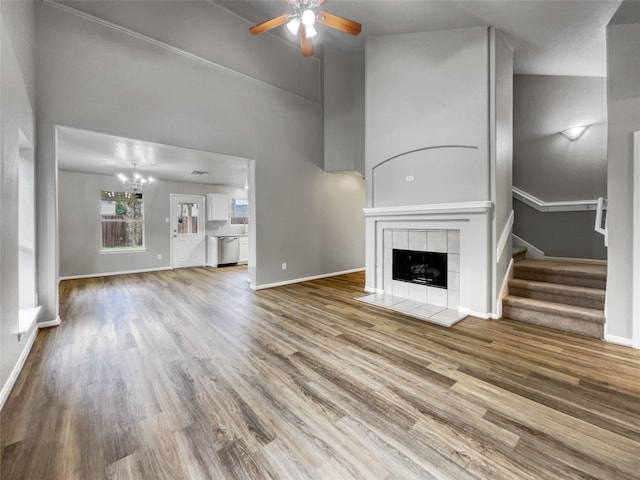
[36,1,365,323]
[366,27,490,208]
[1,1,37,398]
[512,74,607,260]
[513,199,607,259]
[606,18,640,340]
[323,47,365,176]
[58,171,246,277]
[514,75,607,201]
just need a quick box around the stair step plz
[514,260,606,289]
[512,246,527,262]
[502,295,604,339]
[508,278,605,310]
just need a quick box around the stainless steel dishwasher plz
[218,236,240,265]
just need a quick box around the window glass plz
[177,202,199,234]
[230,198,248,225]
[101,191,144,250]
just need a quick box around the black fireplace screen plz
[392,249,447,289]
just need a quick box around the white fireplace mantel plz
[363,201,493,218]
[364,201,497,319]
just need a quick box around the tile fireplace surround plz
[361,202,495,325]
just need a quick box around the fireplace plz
[392,249,447,288]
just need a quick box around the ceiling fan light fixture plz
[305,24,317,38]
[286,17,300,35]
[301,9,316,26]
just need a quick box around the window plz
[230,198,248,225]
[177,202,199,234]
[100,191,144,251]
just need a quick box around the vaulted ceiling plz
[220,0,623,77]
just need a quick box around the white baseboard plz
[0,325,39,411]
[0,315,63,412]
[39,315,62,329]
[458,307,499,320]
[252,268,365,290]
[59,266,172,281]
[495,258,514,319]
[512,234,545,260]
[604,333,633,347]
[364,286,377,294]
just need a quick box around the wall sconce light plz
[560,125,588,140]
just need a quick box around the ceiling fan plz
[249,0,362,57]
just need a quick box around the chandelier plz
[118,163,153,192]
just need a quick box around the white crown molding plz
[512,187,601,212]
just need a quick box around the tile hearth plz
[357,293,467,327]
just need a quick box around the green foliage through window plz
[100,191,145,250]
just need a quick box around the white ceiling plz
[220,0,623,77]
[57,126,250,188]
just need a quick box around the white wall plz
[58,171,246,277]
[1,1,37,401]
[366,27,491,208]
[492,30,514,306]
[364,26,512,318]
[323,47,365,175]
[606,20,640,341]
[36,2,365,323]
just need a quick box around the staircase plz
[502,256,607,339]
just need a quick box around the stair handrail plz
[595,197,608,247]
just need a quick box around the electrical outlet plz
[282,263,287,270]
[157,254,162,260]
[406,175,415,182]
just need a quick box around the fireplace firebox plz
[392,249,447,289]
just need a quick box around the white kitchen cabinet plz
[239,236,249,264]
[206,194,229,221]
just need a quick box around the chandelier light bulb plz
[117,163,153,192]
[301,9,316,26]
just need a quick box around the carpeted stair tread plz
[503,295,604,323]
[514,260,606,289]
[508,278,605,310]
[512,246,527,262]
[503,295,604,338]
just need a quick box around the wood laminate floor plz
[2,267,640,479]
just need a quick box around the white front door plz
[171,194,205,269]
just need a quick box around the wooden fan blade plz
[317,11,361,36]
[300,25,313,57]
[249,13,290,35]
